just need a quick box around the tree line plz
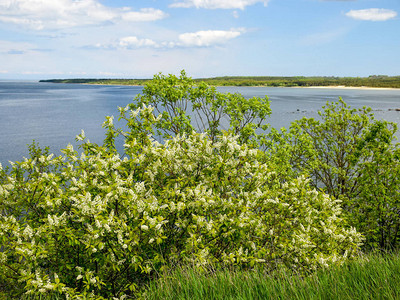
[40,75,400,88]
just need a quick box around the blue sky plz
[0,0,398,79]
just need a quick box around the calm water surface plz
[1,81,400,165]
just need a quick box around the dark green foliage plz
[267,99,400,250]
[353,129,400,250]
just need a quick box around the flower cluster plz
[0,111,362,299]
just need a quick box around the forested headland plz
[40,74,400,88]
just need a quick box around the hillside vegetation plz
[2,71,400,299]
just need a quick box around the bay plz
[1,81,400,166]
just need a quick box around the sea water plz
[1,81,400,165]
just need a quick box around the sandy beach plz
[297,86,398,90]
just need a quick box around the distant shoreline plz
[77,82,397,89]
[295,86,399,90]
[39,76,400,89]
[52,83,400,90]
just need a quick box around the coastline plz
[39,76,400,90]
[79,82,143,86]
[78,83,399,90]
[41,81,400,90]
[295,85,398,90]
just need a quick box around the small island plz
[40,75,400,88]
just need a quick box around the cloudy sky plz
[0,0,398,79]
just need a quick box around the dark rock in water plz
[388,109,400,111]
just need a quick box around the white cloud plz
[0,0,168,30]
[170,0,269,10]
[121,8,168,22]
[0,40,33,53]
[177,30,241,47]
[346,8,397,21]
[119,36,158,49]
[92,36,159,50]
[93,30,243,50]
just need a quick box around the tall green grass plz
[3,252,399,299]
[142,252,400,300]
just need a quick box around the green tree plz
[351,122,400,250]
[124,70,271,146]
[267,99,400,250]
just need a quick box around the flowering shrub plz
[0,102,362,299]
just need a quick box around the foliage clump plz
[0,73,362,299]
[125,70,271,146]
[266,99,400,250]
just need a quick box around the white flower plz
[141,225,149,231]
[95,219,102,228]
[0,253,7,263]
[23,225,34,239]
[135,182,146,194]
[130,109,140,118]
[47,215,54,226]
